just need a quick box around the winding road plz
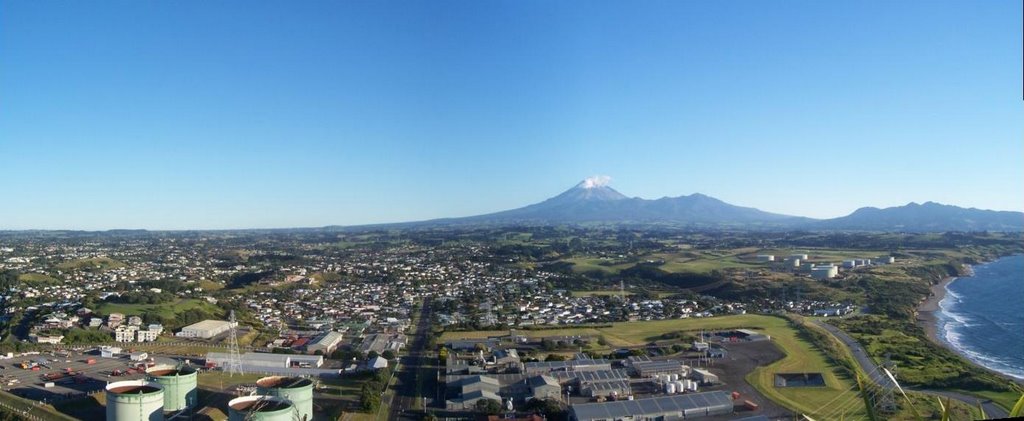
[813,320,1009,419]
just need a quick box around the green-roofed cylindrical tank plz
[256,376,314,421]
[106,380,165,421]
[228,395,296,421]
[145,365,198,412]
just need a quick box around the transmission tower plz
[226,310,244,377]
[877,353,898,413]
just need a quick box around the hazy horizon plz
[1,175,1020,231]
[2,1,1021,230]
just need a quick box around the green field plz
[443,314,864,417]
[565,257,634,274]
[56,257,125,271]
[569,290,677,299]
[752,248,889,261]
[570,290,634,297]
[566,249,767,275]
[195,372,267,389]
[17,272,61,286]
[94,298,221,319]
[565,247,903,277]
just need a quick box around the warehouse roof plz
[182,319,233,331]
[553,369,629,384]
[461,389,501,402]
[527,375,559,388]
[581,380,631,393]
[524,358,609,371]
[632,360,685,372]
[571,391,733,420]
[206,352,322,365]
[310,331,344,346]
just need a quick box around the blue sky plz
[1,1,1021,230]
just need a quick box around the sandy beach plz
[916,276,955,345]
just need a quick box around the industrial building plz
[176,319,235,339]
[524,358,611,375]
[570,391,733,421]
[305,331,344,355]
[206,352,323,369]
[691,368,720,385]
[256,376,314,421]
[146,365,198,412]
[359,333,408,354]
[449,389,503,411]
[579,379,631,398]
[629,360,688,378]
[100,346,122,358]
[106,380,165,421]
[527,375,561,401]
[755,255,775,262]
[368,356,388,370]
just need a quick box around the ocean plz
[937,254,1024,380]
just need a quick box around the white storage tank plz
[670,373,679,381]
[665,382,676,394]
[106,380,165,421]
[228,396,296,421]
[675,381,686,393]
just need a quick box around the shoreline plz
[916,275,956,346]
[915,259,1024,384]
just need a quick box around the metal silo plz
[228,395,297,421]
[256,376,314,421]
[146,365,198,412]
[106,380,165,421]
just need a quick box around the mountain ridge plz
[393,178,1023,232]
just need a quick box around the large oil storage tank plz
[228,395,296,421]
[256,376,314,421]
[146,365,198,412]
[106,380,165,421]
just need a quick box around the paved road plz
[814,320,1009,419]
[387,302,433,421]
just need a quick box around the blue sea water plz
[936,254,1024,380]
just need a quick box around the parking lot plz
[0,350,181,403]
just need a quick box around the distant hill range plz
[407,177,1023,232]
[810,201,1024,232]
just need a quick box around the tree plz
[475,398,502,415]
[367,350,379,360]
[381,349,396,360]
[359,384,381,412]
[524,398,567,420]
[545,353,566,362]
